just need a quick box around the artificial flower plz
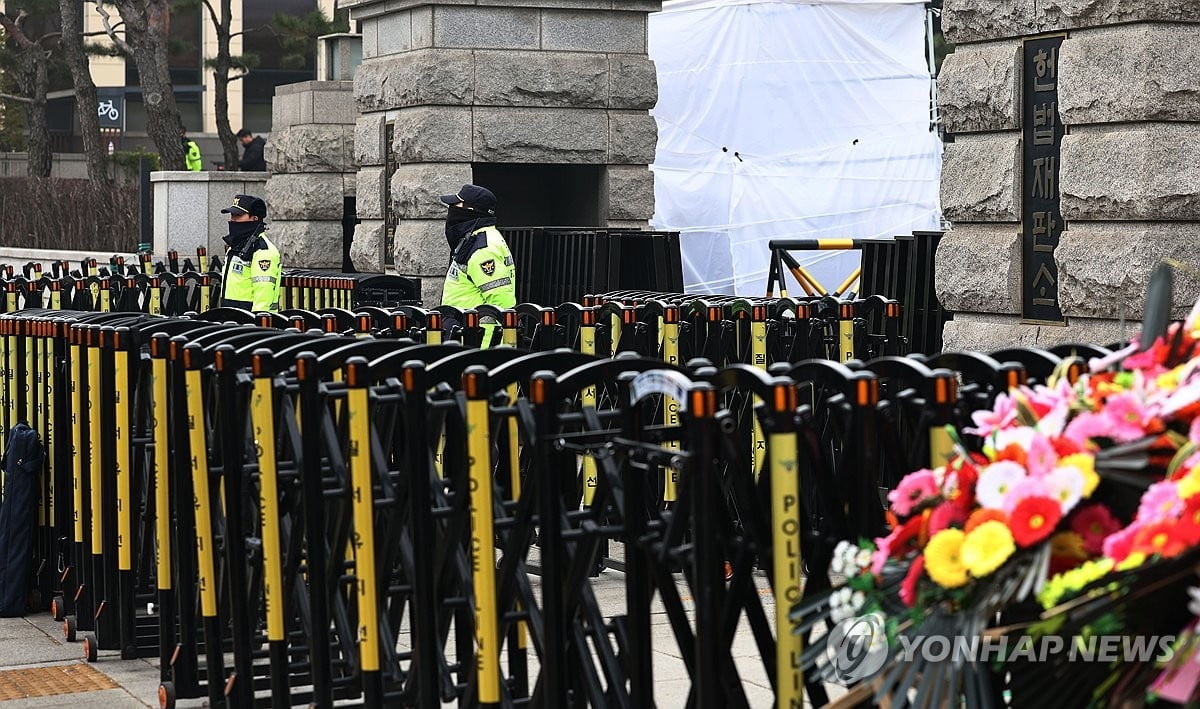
[1025,433,1059,477]
[1177,496,1200,544]
[1038,557,1115,610]
[961,521,1016,578]
[899,554,925,608]
[965,391,1017,438]
[871,515,924,574]
[1002,477,1051,515]
[1045,466,1085,513]
[924,529,969,589]
[928,501,968,535]
[1009,496,1062,547]
[976,461,1027,510]
[1102,525,1138,563]
[1176,467,1200,499]
[1059,453,1100,497]
[1116,551,1148,571]
[1050,531,1088,560]
[1070,504,1121,555]
[887,469,940,517]
[1132,521,1187,559]
[1136,480,1184,523]
[965,508,1008,533]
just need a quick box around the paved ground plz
[0,565,848,707]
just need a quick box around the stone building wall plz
[342,0,661,306]
[265,80,358,269]
[936,1,1200,351]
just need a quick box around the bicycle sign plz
[96,91,125,129]
[98,100,120,121]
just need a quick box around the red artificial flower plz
[1132,521,1188,559]
[1051,435,1084,458]
[1009,496,1063,548]
[928,501,968,536]
[1069,504,1122,556]
[880,514,926,560]
[900,554,925,608]
[965,508,1009,534]
[948,464,979,509]
[1178,497,1200,545]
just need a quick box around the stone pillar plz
[151,170,270,259]
[342,0,661,305]
[265,80,358,270]
[935,1,1200,351]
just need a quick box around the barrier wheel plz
[158,682,176,709]
[83,632,98,662]
[51,595,65,621]
[63,616,77,642]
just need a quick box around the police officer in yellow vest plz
[440,184,516,346]
[181,129,202,172]
[219,194,282,311]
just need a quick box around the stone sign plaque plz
[1021,35,1067,325]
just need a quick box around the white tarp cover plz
[648,0,943,296]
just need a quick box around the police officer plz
[440,184,516,346]
[181,129,202,172]
[219,194,282,311]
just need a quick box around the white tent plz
[648,0,943,297]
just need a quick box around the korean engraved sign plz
[1021,35,1067,324]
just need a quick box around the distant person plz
[237,129,267,171]
[219,194,281,311]
[181,129,202,172]
[440,184,517,347]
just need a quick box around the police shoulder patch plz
[480,259,496,276]
[258,259,271,272]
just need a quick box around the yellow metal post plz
[346,362,381,682]
[768,383,803,709]
[464,369,500,704]
[662,307,681,503]
[114,334,132,572]
[580,309,598,506]
[71,330,83,545]
[750,308,768,480]
[151,349,170,591]
[185,363,218,618]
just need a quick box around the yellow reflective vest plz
[441,226,516,346]
[185,140,202,172]
[221,231,281,311]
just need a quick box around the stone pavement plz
[0,566,847,707]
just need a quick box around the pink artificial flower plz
[871,545,889,576]
[1025,433,1059,477]
[1063,411,1113,448]
[1136,480,1184,523]
[887,469,939,517]
[1103,392,1153,442]
[1191,417,1200,443]
[1035,402,1072,437]
[1025,379,1075,418]
[1102,524,1139,562]
[1003,476,1051,515]
[976,461,1027,510]
[966,392,1018,438]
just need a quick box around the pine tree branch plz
[0,12,36,50]
[0,93,34,104]
[92,2,134,56]
[200,0,220,33]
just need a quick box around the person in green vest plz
[219,194,281,311]
[181,129,202,172]
[440,184,517,347]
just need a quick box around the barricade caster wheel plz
[83,632,98,662]
[51,595,65,621]
[63,616,77,642]
[158,681,176,709]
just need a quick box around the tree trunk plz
[21,51,51,178]
[115,1,186,170]
[213,0,239,168]
[59,0,110,182]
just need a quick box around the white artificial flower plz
[851,591,866,612]
[855,549,873,569]
[830,556,845,576]
[1047,466,1085,513]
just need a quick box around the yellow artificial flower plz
[1157,366,1183,392]
[1117,552,1147,571]
[925,528,969,588]
[961,521,1016,578]
[1050,531,1088,561]
[1060,453,1099,497]
[1178,469,1200,500]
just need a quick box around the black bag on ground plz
[0,423,45,617]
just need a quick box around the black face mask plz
[224,220,261,253]
[445,205,494,252]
